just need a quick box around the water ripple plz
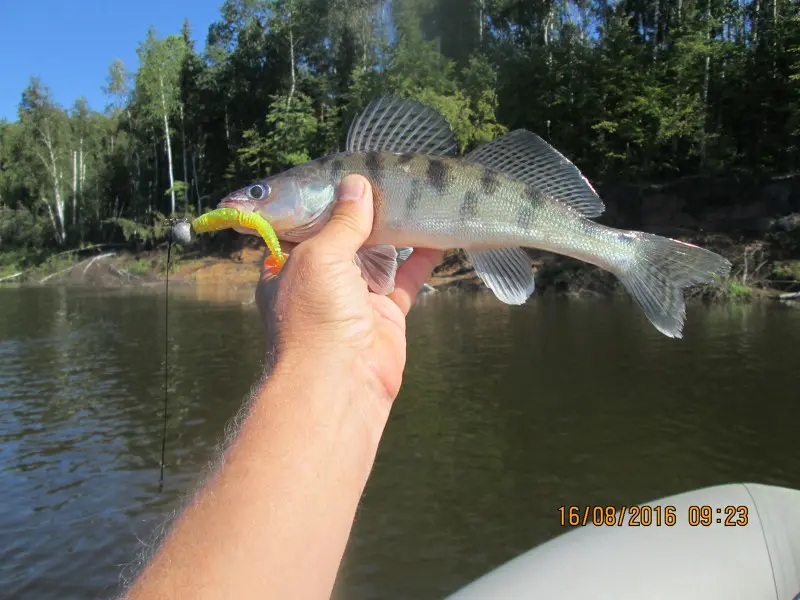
[0,288,798,599]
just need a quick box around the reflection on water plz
[0,287,798,599]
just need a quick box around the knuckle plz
[332,212,363,235]
[288,241,330,275]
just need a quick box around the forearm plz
[124,352,391,600]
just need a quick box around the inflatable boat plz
[447,483,800,599]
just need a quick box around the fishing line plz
[159,219,192,492]
[157,219,195,493]
[159,233,173,493]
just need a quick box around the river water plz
[0,286,798,599]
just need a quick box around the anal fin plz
[396,247,414,265]
[464,248,535,305]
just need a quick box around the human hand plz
[255,174,443,402]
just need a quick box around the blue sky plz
[0,0,221,121]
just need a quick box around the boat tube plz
[446,483,800,599]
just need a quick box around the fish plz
[218,96,731,338]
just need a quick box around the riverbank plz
[2,234,798,306]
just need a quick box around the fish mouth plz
[216,197,259,236]
[217,196,255,212]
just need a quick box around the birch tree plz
[135,28,188,215]
[19,79,68,245]
[69,97,91,226]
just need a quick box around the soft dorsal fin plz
[465,130,605,218]
[346,96,458,156]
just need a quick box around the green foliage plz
[238,93,319,173]
[379,42,505,151]
[165,181,189,205]
[123,257,159,275]
[772,261,800,282]
[727,282,753,300]
[0,206,46,249]
[1,0,799,264]
[103,212,170,247]
[135,31,189,125]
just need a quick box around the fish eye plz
[246,184,269,200]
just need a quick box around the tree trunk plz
[72,150,77,226]
[700,0,712,164]
[159,76,176,215]
[772,0,778,73]
[134,150,142,214]
[79,138,85,190]
[53,172,66,244]
[36,121,66,244]
[192,152,201,215]
[78,137,84,227]
[543,8,553,67]
[478,0,484,44]
[287,14,296,109]
[773,0,778,31]
[153,133,159,209]
[224,105,230,142]
[738,0,744,41]
[42,197,60,244]
[180,104,189,208]
[653,0,661,60]
[754,0,760,44]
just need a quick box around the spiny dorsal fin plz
[346,96,458,156]
[465,130,605,218]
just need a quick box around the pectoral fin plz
[354,244,399,295]
[464,248,535,305]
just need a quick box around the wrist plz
[258,348,393,449]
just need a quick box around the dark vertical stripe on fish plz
[397,152,415,166]
[517,190,536,230]
[365,151,384,188]
[426,158,449,194]
[460,190,480,219]
[331,159,345,182]
[405,179,422,220]
[318,154,333,166]
[480,169,500,196]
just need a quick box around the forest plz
[1,0,799,265]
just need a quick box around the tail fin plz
[617,233,731,338]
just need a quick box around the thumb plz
[313,174,374,257]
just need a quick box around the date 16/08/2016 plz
[558,505,750,527]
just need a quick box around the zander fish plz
[218,96,731,338]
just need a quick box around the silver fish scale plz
[323,153,539,249]
[365,152,632,275]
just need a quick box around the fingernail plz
[338,176,364,203]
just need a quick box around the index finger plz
[255,243,297,333]
[387,248,444,316]
[258,242,298,284]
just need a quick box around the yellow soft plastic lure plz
[192,208,287,273]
